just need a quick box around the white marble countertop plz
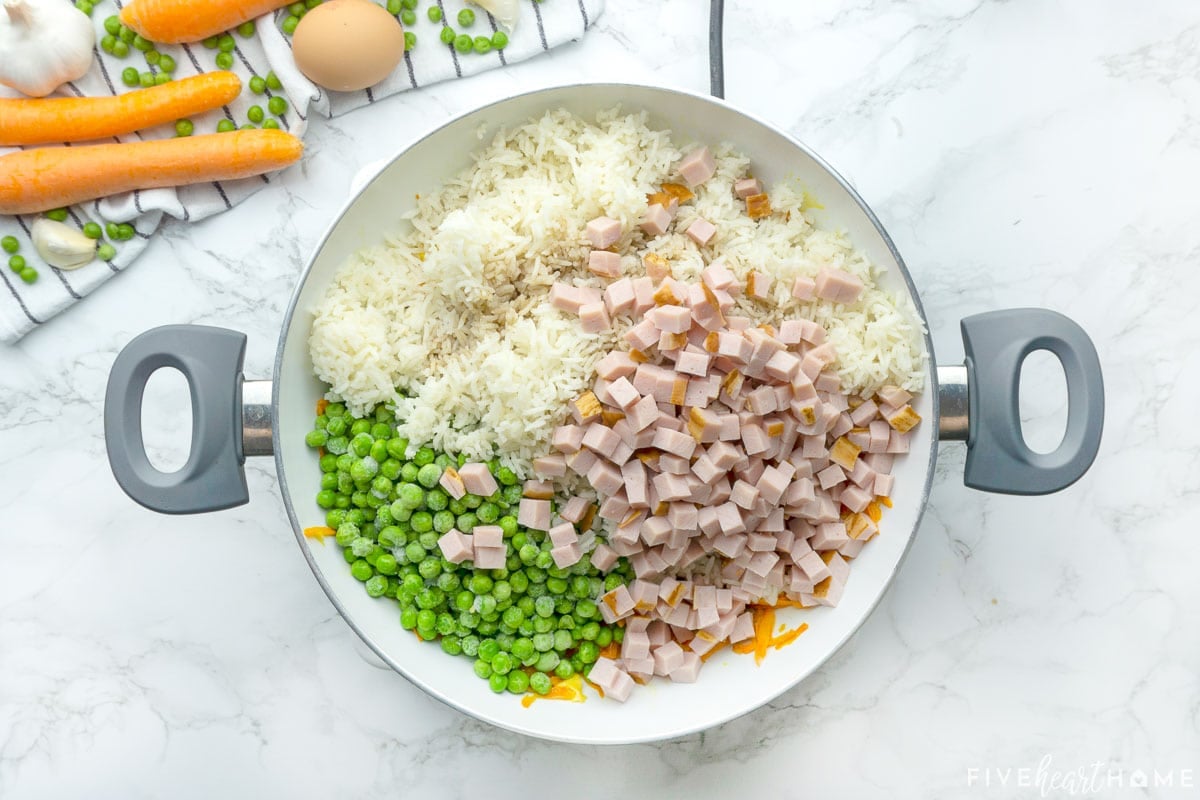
[2,0,1197,797]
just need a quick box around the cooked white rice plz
[309,108,927,473]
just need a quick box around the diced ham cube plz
[458,463,498,497]
[874,472,895,497]
[586,216,621,249]
[747,271,773,301]
[652,641,686,676]
[795,550,831,583]
[550,282,583,313]
[676,350,710,377]
[582,423,621,459]
[474,546,506,569]
[517,498,552,531]
[589,657,635,701]
[473,525,503,549]
[816,464,846,490]
[730,611,755,643]
[792,276,816,301]
[652,427,697,459]
[715,502,747,535]
[523,480,555,500]
[815,267,864,304]
[603,277,636,316]
[587,459,624,495]
[733,176,762,199]
[439,467,466,500]
[640,204,674,237]
[559,496,590,524]
[701,262,737,291]
[590,542,619,572]
[747,550,779,577]
[678,146,716,187]
[877,385,913,407]
[579,301,612,333]
[850,398,879,427]
[548,522,578,548]
[686,217,717,246]
[588,250,622,279]
[765,350,801,381]
[887,430,911,454]
[625,318,659,351]
[532,454,566,478]
[437,529,473,564]
[648,304,692,334]
[551,542,583,568]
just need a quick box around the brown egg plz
[292,0,405,92]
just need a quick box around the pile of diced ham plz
[452,147,921,700]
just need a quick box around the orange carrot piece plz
[120,0,291,43]
[0,72,242,147]
[0,130,303,214]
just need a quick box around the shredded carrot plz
[599,640,621,660]
[866,501,883,523]
[316,398,329,415]
[880,496,893,508]
[731,604,811,665]
[699,639,729,662]
[303,526,334,543]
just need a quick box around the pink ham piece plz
[458,463,498,497]
[559,496,590,524]
[603,278,636,316]
[439,468,466,500]
[551,542,583,568]
[586,216,621,249]
[814,267,865,304]
[437,529,473,564]
[473,525,503,549]
[552,424,585,454]
[670,651,702,683]
[579,301,612,333]
[517,498,551,531]
[701,262,737,291]
[588,250,622,278]
[676,350,711,377]
[640,204,674,237]
[474,546,506,570]
[591,542,619,572]
[733,176,762,199]
[686,217,717,246]
[531,454,566,478]
[791,276,816,301]
[648,305,692,334]
[747,271,773,301]
[550,283,584,313]
[589,657,635,702]
[678,146,717,187]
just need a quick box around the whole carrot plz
[120,0,292,44]
[0,72,243,147]
[0,130,304,214]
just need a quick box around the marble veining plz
[2,0,1197,797]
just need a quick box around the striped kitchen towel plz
[0,0,603,343]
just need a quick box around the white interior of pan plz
[274,84,936,744]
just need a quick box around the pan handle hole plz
[1018,349,1068,454]
[142,367,193,473]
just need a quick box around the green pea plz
[386,0,401,12]
[217,33,236,52]
[472,36,491,54]
[262,119,280,130]
[244,77,266,97]
[237,21,256,37]
[119,26,137,44]
[144,49,160,66]
[457,8,475,26]
[404,31,416,50]
[97,243,117,262]
[112,39,130,57]
[350,560,373,581]
[448,499,466,516]
[202,35,220,49]
[8,255,25,272]
[476,502,499,524]
[415,463,441,489]
[216,119,236,133]
[121,67,139,87]
[425,489,448,512]
[159,54,176,73]
[505,670,529,694]
[268,96,288,116]
[440,25,456,44]
[530,671,552,695]
[365,575,388,597]
[487,672,507,692]
[326,416,347,436]
[101,35,117,54]
[288,0,306,13]
[154,73,171,86]
[281,14,300,34]
[499,516,518,538]
[440,636,462,656]
[266,71,283,90]
[453,33,472,53]
[215,51,234,70]
[577,640,600,664]
[173,118,195,137]
[473,659,492,680]
[104,15,122,35]
[535,651,559,673]
[427,5,442,22]
[17,267,37,284]
[1,236,18,254]
[75,0,92,14]
[401,8,416,25]
[491,31,508,49]
[133,34,153,52]
[502,484,523,504]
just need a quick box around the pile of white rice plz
[309,108,927,474]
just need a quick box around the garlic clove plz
[31,217,96,269]
[468,0,519,29]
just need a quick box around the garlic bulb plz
[0,0,95,97]
[31,218,95,269]
[469,0,519,30]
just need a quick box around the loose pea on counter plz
[306,402,630,696]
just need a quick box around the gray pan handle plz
[104,324,266,514]
[939,309,1104,495]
